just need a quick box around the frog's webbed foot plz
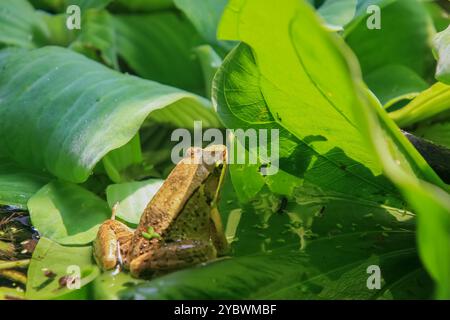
[129,240,216,278]
[93,219,133,271]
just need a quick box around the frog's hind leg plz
[93,219,133,271]
[129,240,216,278]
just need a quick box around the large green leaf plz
[345,0,434,103]
[0,0,49,48]
[26,237,99,299]
[210,0,447,299]
[364,65,429,108]
[122,236,430,299]
[61,9,208,94]
[358,83,450,299]
[218,0,379,176]
[214,0,435,202]
[120,187,431,299]
[112,12,205,94]
[345,0,435,81]
[433,25,450,84]
[106,179,163,224]
[70,9,119,69]
[111,0,174,12]
[174,0,234,53]
[0,159,49,209]
[28,181,110,245]
[93,271,143,300]
[334,10,450,294]
[102,134,143,183]
[194,45,223,98]
[0,46,218,183]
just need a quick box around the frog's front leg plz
[129,240,216,278]
[210,207,230,256]
[93,219,133,271]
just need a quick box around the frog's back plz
[127,147,222,260]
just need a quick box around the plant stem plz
[0,259,30,270]
[0,269,27,284]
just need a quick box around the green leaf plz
[112,12,205,94]
[69,0,112,10]
[70,9,119,69]
[0,46,218,183]
[106,179,163,224]
[111,0,174,12]
[39,12,77,47]
[0,159,49,209]
[317,0,357,31]
[28,181,110,245]
[174,0,234,53]
[138,123,178,178]
[30,0,112,11]
[345,0,435,80]
[433,25,450,84]
[194,45,222,98]
[0,0,49,48]
[365,65,429,108]
[122,237,430,299]
[229,163,265,203]
[29,0,63,11]
[415,122,450,150]
[360,87,450,299]
[211,0,446,299]
[102,134,143,183]
[92,271,143,300]
[214,1,411,202]
[120,188,431,299]
[218,0,379,176]
[390,82,450,128]
[26,237,99,299]
[425,1,450,33]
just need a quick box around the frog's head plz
[185,144,227,167]
[204,145,227,207]
[185,145,227,207]
[202,144,227,167]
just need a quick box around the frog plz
[93,145,229,278]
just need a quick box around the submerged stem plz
[0,269,27,284]
[0,259,30,270]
